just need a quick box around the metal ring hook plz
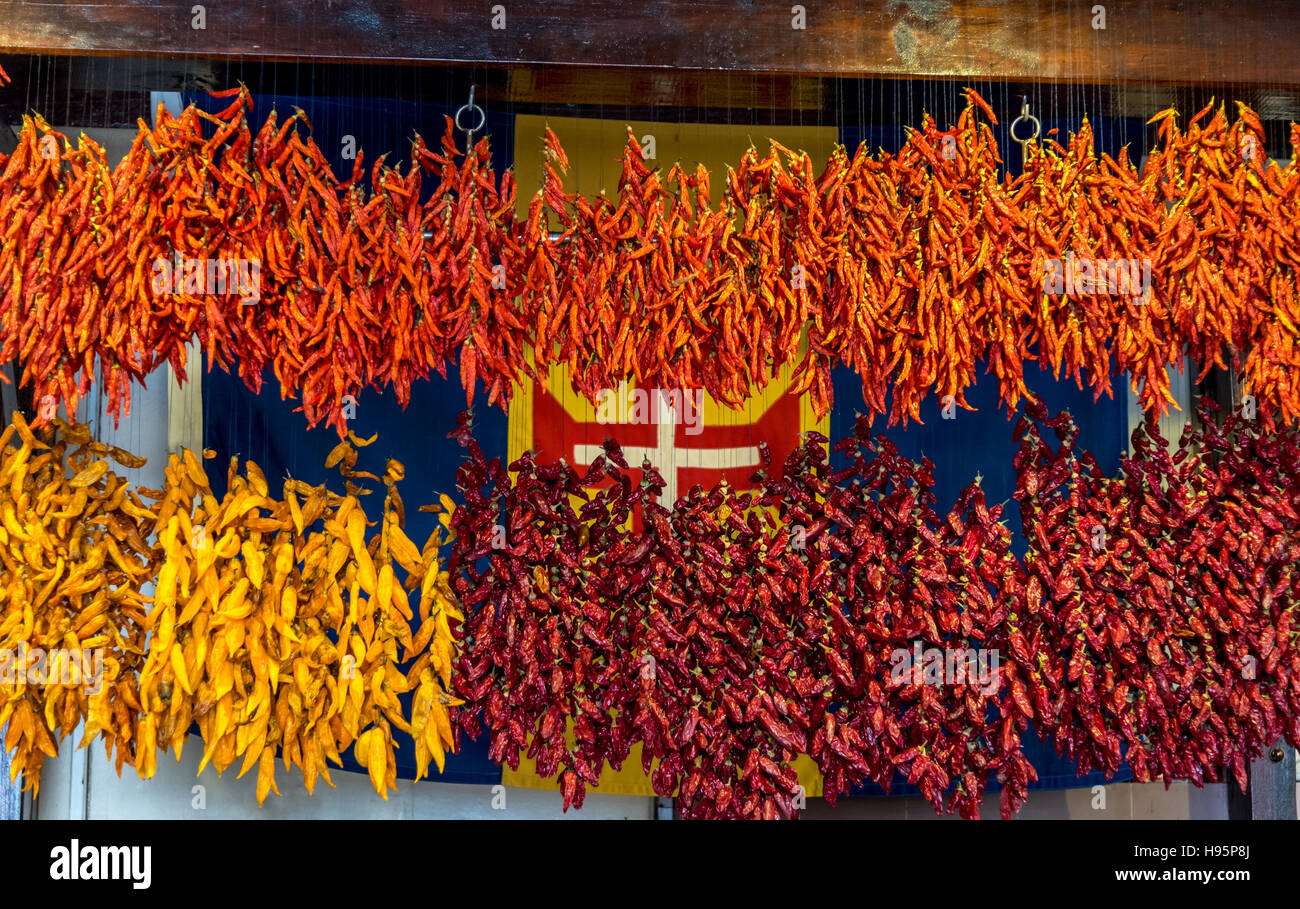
[1009,98,1041,156]
[455,84,487,150]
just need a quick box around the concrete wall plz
[35,740,654,820]
[38,755,1295,819]
[0,744,18,820]
[807,781,1300,820]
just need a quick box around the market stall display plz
[0,416,460,803]
[445,403,1300,818]
[1,89,1298,436]
[0,26,1297,824]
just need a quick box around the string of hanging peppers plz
[1014,399,1297,791]
[447,402,1300,819]
[0,414,461,803]
[2,404,1297,815]
[2,82,1298,437]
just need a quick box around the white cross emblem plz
[573,394,760,505]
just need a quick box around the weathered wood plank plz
[0,1,1297,86]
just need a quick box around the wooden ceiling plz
[0,1,1296,86]
[2,1,1298,156]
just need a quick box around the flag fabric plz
[501,358,830,795]
[496,116,839,795]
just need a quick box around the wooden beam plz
[1,1,1299,86]
[505,68,827,112]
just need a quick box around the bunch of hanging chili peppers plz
[1014,398,1300,792]
[446,402,1300,819]
[0,88,522,432]
[3,86,1300,435]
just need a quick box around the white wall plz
[0,744,17,820]
[803,782,1233,820]
[36,737,652,820]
